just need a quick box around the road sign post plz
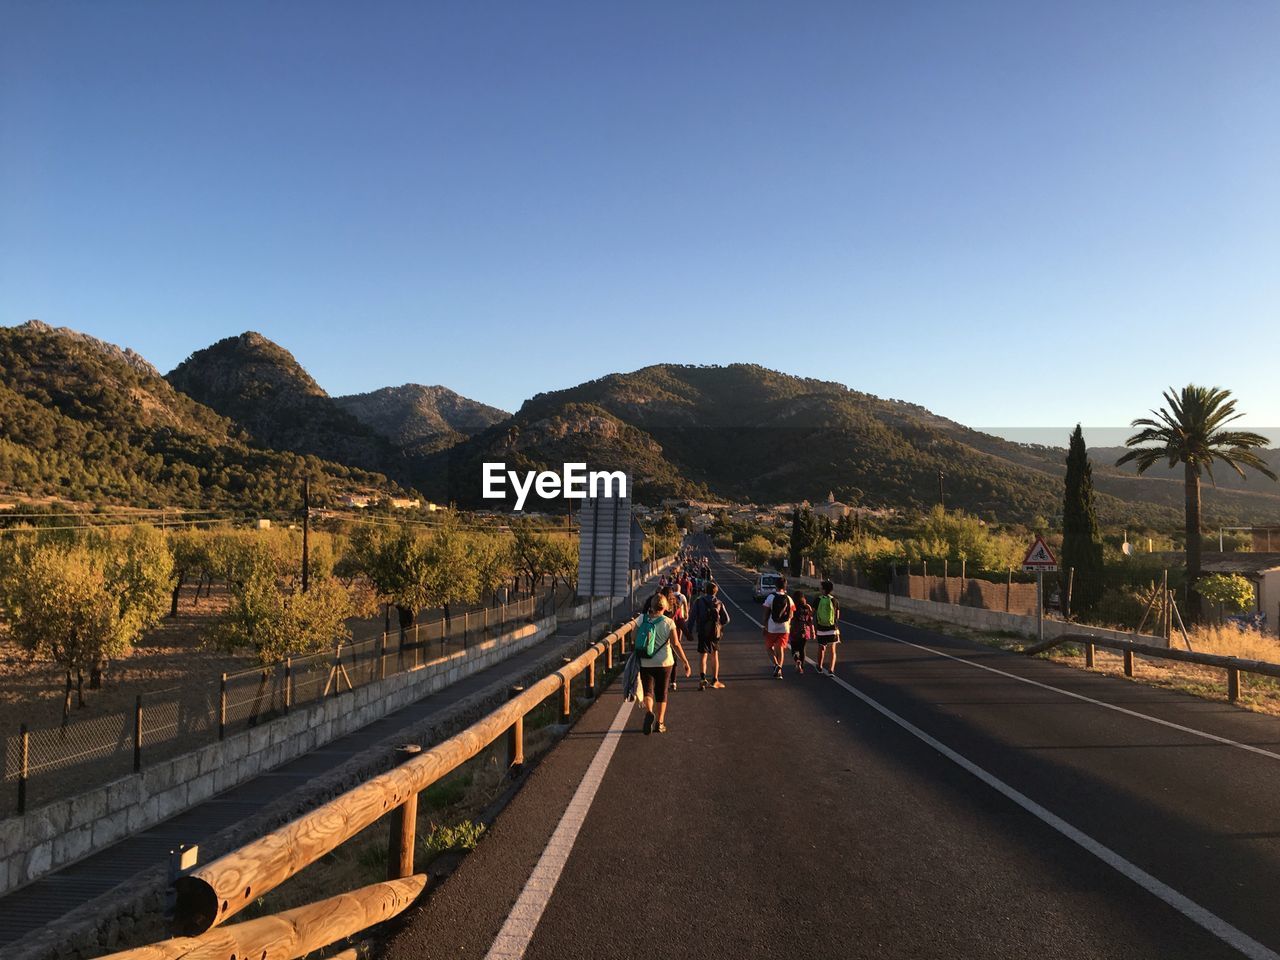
[1021,536,1058,642]
[1036,571,1044,642]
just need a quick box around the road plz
[385,543,1280,960]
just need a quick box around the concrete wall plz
[794,577,1171,649]
[0,615,555,897]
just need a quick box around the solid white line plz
[714,555,1280,763]
[484,697,632,960]
[716,587,1280,960]
[841,618,1280,763]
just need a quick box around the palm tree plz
[1117,385,1276,619]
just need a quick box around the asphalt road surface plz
[385,543,1280,960]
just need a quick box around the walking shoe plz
[670,680,678,691]
[699,678,707,691]
[712,680,725,689]
[656,723,668,734]
[643,711,654,736]
[774,666,783,679]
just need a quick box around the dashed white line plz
[716,585,1280,960]
[484,697,632,960]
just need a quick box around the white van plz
[752,571,784,603]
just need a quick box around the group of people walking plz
[628,547,842,735]
[760,576,842,679]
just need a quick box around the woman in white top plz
[635,592,691,735]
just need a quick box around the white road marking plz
[840,618,1280,762]
[714,557,1280,763]
[484,697,632,960]
[716,586,1280,960]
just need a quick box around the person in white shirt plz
[761,575,794,679]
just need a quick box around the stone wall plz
[0,615,553,897]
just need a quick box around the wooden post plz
[387,745,422,880]
[1161,570,1170,641]
[18,724,28,814]
[379,632,388,681]
[561,658,573,722]
[284,658,292,713]
[507,686,525,773]
[134,694,144,773]
[301,478,310,594]
[587,656,597,699]
[605,637,614,671]
[1085,642,1095,668]
[1227,665,1241,703]
[218,674,227,740]
[1006,568,1012,613]
[1123,648,1134,677]
[1065,567,1075,621]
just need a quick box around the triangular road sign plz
[1022,536,1058,571]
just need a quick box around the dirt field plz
[0,583,254,737]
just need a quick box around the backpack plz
[672,593,688,621]
[698,598,723,642]
[769,592,793,625]
[793,604,815,640]
[635,615,669,659]
[816,594,837,629]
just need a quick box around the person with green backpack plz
[815,579,842,675]
[634,592,691,735]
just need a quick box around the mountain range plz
[3,321,1279,527]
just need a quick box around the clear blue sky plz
[2,1,1277,440]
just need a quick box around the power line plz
[0,517,241,535]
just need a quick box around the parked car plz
[753,571,784,603]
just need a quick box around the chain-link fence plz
[0,593,546,818]
[819,558,1041,616]
[817,557,1204,638]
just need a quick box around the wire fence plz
[817,557,1231,640]
[0,593,548,818]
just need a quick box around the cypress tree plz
[789,507,820,574]
[1061,425,1105,616]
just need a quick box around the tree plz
[1196,573,1254,616]
[736,535,774,568]
[472,534,515,605]
[543,536,578,595]
[213,570,357,666]
[511,520,550,593]
[167,528,211,617]
[341,524,417,637]
[417,523,480,630]
[789,507,821,574]
[1060,425,1104,618]
[6,535,169,722]
[1118,386,1276,619]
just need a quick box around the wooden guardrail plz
[1025,632,1280,703]
[94,617,637,960]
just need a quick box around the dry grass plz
[1182,622,1280,662]
[1040,623,1280,717]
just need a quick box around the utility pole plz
[938,470,946,511]
[301,478,311,593]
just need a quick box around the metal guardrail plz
[1026,632,1280,703]
[95,617,639,960]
